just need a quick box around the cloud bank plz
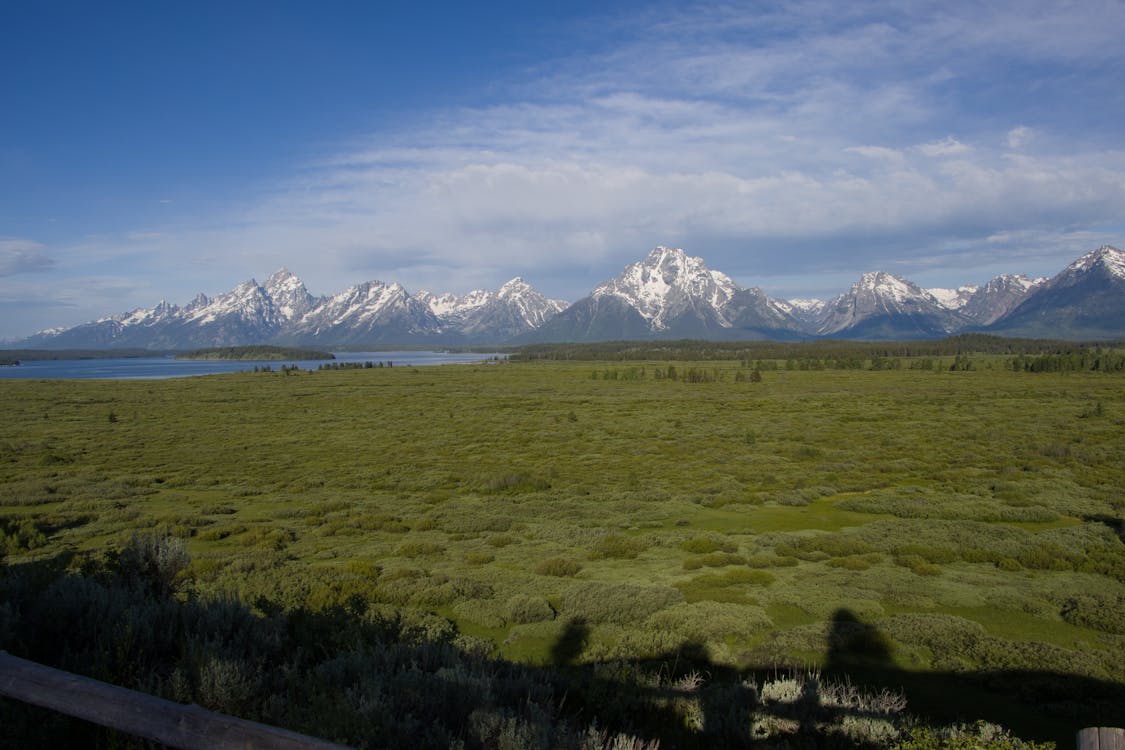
[7,0,1125,337]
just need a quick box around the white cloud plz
[915,137,972,157]
[845,146,905,162]
[0,238,54,276]
[9,0,1125,337]
[1007,126,1034,149]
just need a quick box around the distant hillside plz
[174,345,334,361]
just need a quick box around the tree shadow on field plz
[549,617,589,666]
[813,608,1124,749]
[2,555,1124,749]
[547,607,1125,748]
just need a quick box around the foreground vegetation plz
[1,345,1123,747]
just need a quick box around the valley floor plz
[1,356,1122,747]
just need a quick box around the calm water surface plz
[0,351,505,380]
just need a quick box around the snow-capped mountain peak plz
[593,246,739,329]
[1066,245,1125,279]
[817,270,965,337]
[498,277,534,297]
[416,277,567,337]
[263,268,316,321]
[855,271,937,305]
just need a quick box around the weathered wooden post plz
[1077,726,1125,750]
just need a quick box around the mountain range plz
[11,245,1125,348]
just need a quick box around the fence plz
[0,651,350,749]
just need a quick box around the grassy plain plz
[2,355,1124,744]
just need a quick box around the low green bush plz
[682,552,745,570]
[894,555,942,576]
[590,533,648,559]
[679,535,737,554]
[534,557,582,577]
[561,583,682,624]
[1059,593,1125,634]
[395,541,445,558]
[505,594,554,624]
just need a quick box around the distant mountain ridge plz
[17,270,568,349]
[12,245,1125,348]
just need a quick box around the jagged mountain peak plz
[817,270,964,337]
[263,267,315,321]
[264,266,301,289]
[986,245,1125,338]
[499,277,531,295]
[415,277,567,339]
[853,271,935,303]
[1067,245,1125,278]
[593,246,739,329]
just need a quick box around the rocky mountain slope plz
[985,246,1125,339]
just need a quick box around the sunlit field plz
[2,351,1123,747]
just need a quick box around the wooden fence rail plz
[0,651,351,749]
[3,649,1121,749]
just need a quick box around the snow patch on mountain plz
[927,286,978,310]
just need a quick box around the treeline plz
[513,334,1125,362]
[175,345,334,361]
[590,358,971,380]
[317,360,393,370]
[1010,349,1125,372]
[592,365,764,382]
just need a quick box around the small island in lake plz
[174,345,335,361]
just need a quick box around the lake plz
[0,351,506,380]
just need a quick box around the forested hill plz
[174,345,334,361]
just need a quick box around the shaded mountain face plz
[12,245,1125,348]
[958,275,1043,326]
[815,272,969,339]
[985,246,1125,339]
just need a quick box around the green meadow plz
[1,351,1123,747]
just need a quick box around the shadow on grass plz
[550,617,589,666]
[1,555,1122,748]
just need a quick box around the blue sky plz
[2,0,1124,339]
